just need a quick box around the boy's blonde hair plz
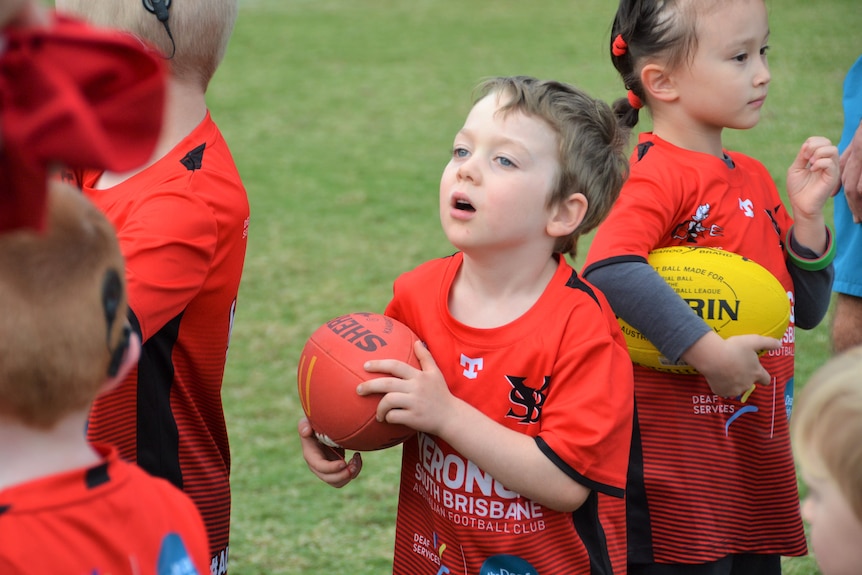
[792,346,862,521]
[0,182,127,428]
[57,0,238,89]
[475,76,629,258]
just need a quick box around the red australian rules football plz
[297,312,420,451]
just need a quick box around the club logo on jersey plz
[505,376,549,424]
[672,203,723,242]
[739,198,755,218]
[460,354,484,379]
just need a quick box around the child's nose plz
[456,155,480,183]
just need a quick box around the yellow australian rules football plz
[618,246,791,374]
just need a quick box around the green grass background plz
[206,1,862,573]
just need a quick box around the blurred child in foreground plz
[792,345,862,575]
[0,182,210,574]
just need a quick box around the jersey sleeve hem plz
[535,436,625,499]
[582,253,648,278]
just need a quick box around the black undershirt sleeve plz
[585,261,711,364]
[585,237,833,364]
[787,232,834,330]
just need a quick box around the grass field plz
[207,1,862,573]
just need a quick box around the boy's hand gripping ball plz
[297,312,420,451]
[619,247,791,374]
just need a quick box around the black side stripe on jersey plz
[572,491,614,575]
[564,268,600,306]
[625,404,656,564]
[534,436,625,499]
[134,309,183,490]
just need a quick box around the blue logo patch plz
[480,554,538,575]
[157,533,199,575]
[785,376,794,420]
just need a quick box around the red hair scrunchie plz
[0,15,166,233]
[627,90,644,110]
[612,34,628,57]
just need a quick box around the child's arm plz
[786,137,841,251]
[837,121,862,222]
[587,261,780,398]
[787,233,834,330]
[681,331,780,397]
[586,261,712,364]
[361,342,590,512]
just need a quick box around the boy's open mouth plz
[454,199,475,212]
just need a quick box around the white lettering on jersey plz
[739,198,755,218]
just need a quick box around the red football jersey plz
[386,253,634,574]
[0,444,210,574]
[584,133,807,563]
[72,112,249,572]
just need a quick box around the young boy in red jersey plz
[53,1,249,571]
[0,181,210,574]
[300,76,635,574]
[792,346,862,575]
[583,1,840,574]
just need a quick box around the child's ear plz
[641,63,678,103]
[547,192,587,238]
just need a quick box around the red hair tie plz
[627,90,644,110]
[0,15,166,232]
[612,34,628,57]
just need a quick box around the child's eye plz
[497,156,516,168]
[452,147,469,159]
[733,52,748,63]
[760,45,770,56]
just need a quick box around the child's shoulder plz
[545,259,621,328]
[628,138,771,195]
[629,136,707,183]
